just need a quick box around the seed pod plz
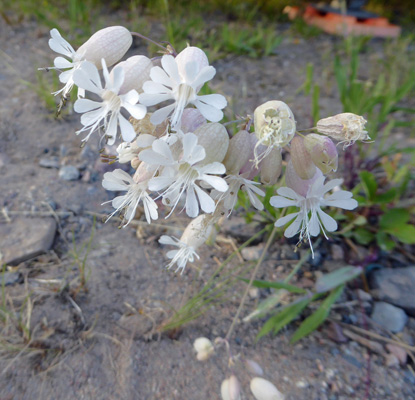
[181,108,207,133]
[194,123,229,164]
[223,130,252,175]
[130,114,168,138]
[304,133,338,173]
[290,137,316,180]
[254,100,296,148]
[260,147,282,185]
[245,359,264,376]
[250,377,284,400]
[112,55,153,94]
[181,215,214,250]
[316,113,369,145]
[76,26,132,69]
[221,376,241,400]
[193,337,214,361]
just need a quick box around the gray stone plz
[241,245,264,261]
[39,156,60,169]
[369,267,415,316]
[0,218,57,265]
[221,217,265,244]
[59,165,80,181]
[371,301,408,333]
[1,271,23,286]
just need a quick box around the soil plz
[1,11,414,400]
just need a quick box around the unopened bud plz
[304,134,338,173]
[194,123,229,164]
[254,101,296,148]
[260,147,282,185]
[250,377,284,400]
[133,161,152,184]
[116,141,139,164]
[76,26,132,69]
[112,55,153,94]
[221,375,241,400]
[245,359,264,376]
[316,113,369,146]
[290,137,316,180]
[180,108,207,133]
[193,337,214,361]
[223,130,252,175]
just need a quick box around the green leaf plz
[386,224,415,244]
[315,267,362,293]
[376,231,396,251]
[352,227,375,245]
[247,279,307,294]
[257,297,311,339]
[290,285,344,344]
[379,209,410,229]
[376,188,397,204]
[359,171,377,201]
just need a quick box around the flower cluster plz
[42,26,369,271]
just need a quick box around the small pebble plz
[295,379,309,388]
[39,156,60,169]
[59,165,80,181]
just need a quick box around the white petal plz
[317,209,338,232]
[270,195,298,208]
[276,186,301,200]
[148,175,174,191]
[196,93,227,109]
[284,214,304,238]
[184,61,199,83]
[275,212,299,227]
[118,114,136,142]
[325,198,358,210]
[194,185,215,214]
[308,212,321,237]
[143,80,171,94]
[150,104,176,125]
[140,92,173,106]
[198,162,225,175]
[136,134,156,148]
[246,187,264,210]
[49,29,75,57]
[150,66,173,87]
[159,235,179,246]
[191,66,216,89]
[321,178,343,194]
[110,65,125,94]
[123,102,146,120]
[185,186,199,217]
[53,56,73,69]
[74,98,102,113]
[80,107,105,126]
[121,89,139,105]
[105,114,119,144]
[73,62,102,94]
[201,175,228,192]
[194,100,223,122]
[161,55,181,83]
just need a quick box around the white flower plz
[102,169,158,225]
[140,53,227,128]
[73,60,146,144]
[215,175,265,217]
[43,29,81,98]
[140,132,228,218]
[270,176,358,256]
[159,235,199,273]
[116,141,140,163]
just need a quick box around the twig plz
[225,226,278,340]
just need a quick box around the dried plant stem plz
[225,225,278,341]
[131,32,168,52]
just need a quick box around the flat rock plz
[221,216,265,244]
[371,301,408,333]
[59,165,80,181]
[39,156,60,169]
[0,218,57,265]
[369,267,415,316]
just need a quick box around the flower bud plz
[133,161,153,184]
[239,134,263,180]
[116,141,140,164]
[180,108,207,133]
[304,133,338,173]
[223,130,252,175]
[221,375,241,400]
[194,123,229,164]
[250,377,284,400]
[245,359,264,376]
[112,55,153,94]
[76,26,132,69]
[254,101,296,148]
[193,337,214,361]
[290,137,316,180]
[316,113,370,145]
[260,147,282,185]
[285,161,322,197]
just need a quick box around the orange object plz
[284,5,401,38]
